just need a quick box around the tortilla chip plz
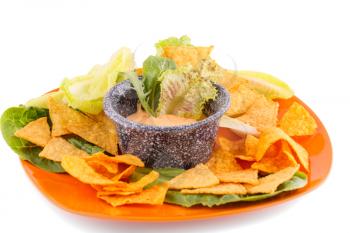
[48,98,70,136]
[112,165,136,181]
[61,155,117,185]
[162,46,213,69]
[279,102,317,136]
[112,154,144,167]
[226,84,259,117]
[237,94,279,131]
[246,165,299,194]
[216,169,259,185]
[98,182,169,207]
[181,183,247,195]
[87,112,119,143]
[218,137,245,155]
[255,127,309,171]
[85,153,119,174]
[39,137,89,161]
[103,170,159,192]
[207,148,242,174]
[15,117,51,147]
[169,163,219,189]
[97,190,137,196]
[48,98,117,154]
[252,141,298,173]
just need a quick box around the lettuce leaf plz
[64,136,103,155]
[155,35,192,56]
[157,70,217,120]
[131,167,308,208]
[0,106,65,173]
[61,47,134,114]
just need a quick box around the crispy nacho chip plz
[97,190,137,196]
[85,152,119,174]
[226,84,259,117]
[216,169,259,185]
[14,117,51,147]
[103,170,159,192]
[255,127,309,171]
[279,102,317,136]
[61,155,117,185]
[237,94,279,131]
[112,165,136,181]
[162,46,213,69]
[252,141,298,173]
[48,98,70,136]
[169,164,219,189]
[218,137,245,155]
[48,98,118,154]
[39,137,89,161]
[207,148,242,174]
[98,182,169,207]
[181,183,247,195]
[113,154,144,167]
[246,165,299,194]
[87,112,119,142]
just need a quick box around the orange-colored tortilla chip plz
[112,154,144,167]
[252,141,298,173]
[61,155,117,185]
[112,165,136,181]
[181,183,247,195]
[98,182,169,207]
[48,98,118,154]
[48,98,70,136]
[162,46,213,69]
[15,117,51,147]
[85,152,119,174]
[241,134,259,161]
[226,84,259,117]
[237,94,279,131]
[206,148,242,174]
[279,102,317,136]
[255,127,309,171]
[169,164,219,189]
[216,169,259,185]
[39,137,89,161]
[246,165,299,194]
[218,137,245,155]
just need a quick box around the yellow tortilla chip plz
[226,84,259,117]
[87,112,119,143]
[181,183,247,195]
[98,182,169,207]
[169,164,219,189]
[48,98,70,136]
[279,102,317,136]
[112,154,144,167]
[39,137,89,161]
[103,170,159,192]
[112,165,136,181]
[207,148,242,174]
[246,165,299,194]
[237,94,279,131]
[255,127,309,171]
[61,155,117,185]
[162,46,213,69]
[48,98,117,154]
[252,141,298,173]
[85,153,119,174]
[218,137,245,155]
[15,117,51,147]
[216,169,259,185]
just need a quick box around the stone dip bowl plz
[104,80,230,169]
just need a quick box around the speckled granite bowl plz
[104,80,230,169]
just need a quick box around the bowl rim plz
[103,80,231,132]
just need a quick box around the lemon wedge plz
[235,71,294,99]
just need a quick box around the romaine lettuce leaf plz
[157,70,217,120]
[155,35,192,56]
[0,106,65,173]
[25,90,65,109]
[61,47,134,114]
[131,167,308,208]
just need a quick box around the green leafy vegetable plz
[65,136,103,154]
[131,167,308,208]
[157,70,217,120]
[155,35,192,56]
[0,106,64,173]
[25,90,65,109]
[61,47,134,114]
[128,56,176,116]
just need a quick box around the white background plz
[0,0,349,232]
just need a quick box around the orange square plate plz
[21,96,332,221]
